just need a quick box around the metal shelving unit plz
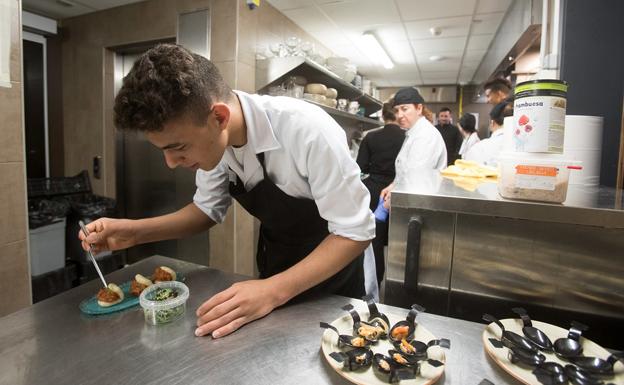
[255,57,383,129]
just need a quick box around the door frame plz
[22,31,49,177]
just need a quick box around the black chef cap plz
[489,101,507,120]
[392,87,425,106]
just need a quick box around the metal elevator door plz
[115,50,209,266]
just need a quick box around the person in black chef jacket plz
[356,101,405,285]
[435,107,463,166]
[78,44,375,339]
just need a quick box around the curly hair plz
[114,44,232,132]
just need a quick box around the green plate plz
[79,272,185,315]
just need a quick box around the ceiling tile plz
[410,37,467,54]
[283,7,332,32]
[421,70,459,79]
[418,61,461,72]
[463,49,487,61]
[404,16,471,39]
[319,0,400,28]
[422,77,457,85]
[461,59,482,68]
[383,40,416,65]
[471,12,505,35]
[376,24,409,43]
[396,0,477,20]
[476,0,513,14]
[266,0,313,11]
[466,34,494,50]
[415,50,463,62]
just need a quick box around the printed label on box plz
[516,165,558,177]
[514,175,556,191]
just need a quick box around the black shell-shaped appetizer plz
[507,345,546,367]
[483,313,539,353]
[567,351,623,375]
[388,304,425,343]
[511,307,553,352]
[388,349,419,369]
[532,362,568,385]
[373,353,415,383]
[553,321,588,359]
[320,322,371,349]
[363,294,390,337]
[342,304,385,342]
[329,348,373,371]
[395,338,451,361]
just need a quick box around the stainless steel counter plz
[393,171,624,228]
[386,171,624,348]
[0,256,514,385]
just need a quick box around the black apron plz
[228,152,365,299]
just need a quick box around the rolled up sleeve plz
[192,159,232,223]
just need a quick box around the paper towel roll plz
[564,115,603,186]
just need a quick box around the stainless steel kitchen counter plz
[0,256,514,385]
[393,171,624,228]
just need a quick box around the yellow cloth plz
[440,159,498,191]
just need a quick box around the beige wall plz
[0,0,31,316]
[60,0,335,276]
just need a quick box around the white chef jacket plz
[459,132,480,158]
[464,129,504,166]
[394,116,447,185]
[193,90,376,241]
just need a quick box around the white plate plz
[321,309,446,385]
[482,318,624,385]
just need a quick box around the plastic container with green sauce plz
[139,281,189,325]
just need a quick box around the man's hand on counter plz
[194,279,284,338]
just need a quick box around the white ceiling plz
[267,0,513,87]
[22,0,146,20]
[23,0,512,87]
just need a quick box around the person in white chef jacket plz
[78,44,377,339]
[464,101,513,167]
[457,112,480,158]
[380,87,447,206]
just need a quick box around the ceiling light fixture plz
[429,55,446,62]
[362,32,394,69]
[429,27,442,36]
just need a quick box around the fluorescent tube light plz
[362,32,394,69]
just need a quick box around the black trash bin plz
[63,193,117,264]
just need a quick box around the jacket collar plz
[233,90,282,154]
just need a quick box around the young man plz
[79,44,375,338]
[483,77,512,105]
[435,107,462,165]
